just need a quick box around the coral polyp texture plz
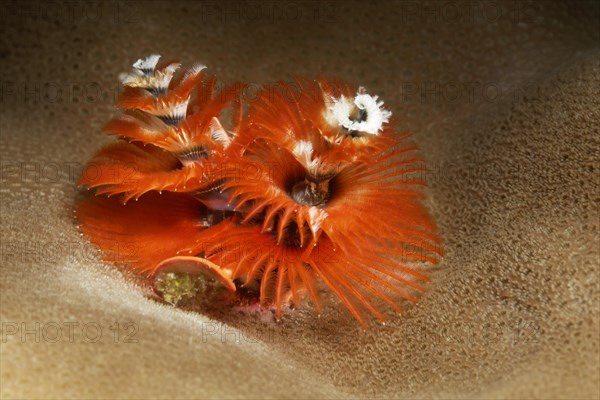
[76,54,442,327]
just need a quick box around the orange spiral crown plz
[76,54,442,328]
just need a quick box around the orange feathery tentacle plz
[240,78,396,172]
[187,81,248,133]
[117,63,205,119]
[174,219,321,319]
[78,141,220,202]
[222,138,441,262]
[75,191,209,274]
[103,110,173,145]
[221,140,325,245]
[217,118,441,325]
[304,236,429,327]
[321,147,440,256]
[170,216,431,324]
[84,60,248,202]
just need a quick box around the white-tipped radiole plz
[327,89,392,135]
